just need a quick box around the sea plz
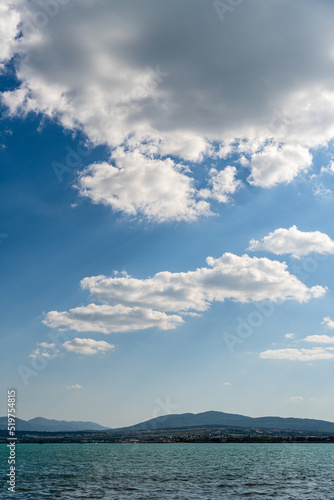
[1,442,334,499]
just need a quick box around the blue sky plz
[1,0,334,427]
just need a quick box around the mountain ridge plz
[0,417,108,432]
[1,411,334,434]
[113,410,334,434]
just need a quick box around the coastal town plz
[1,426,334,445]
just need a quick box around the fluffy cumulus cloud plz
[44,304,184,333]
[3,1,334,219]
[66,384,82,390]
[44,252,325,335]
[249,226,334,259]
[199,166,242,204]
[78,148,210,222]
[245,144,312,188]
[260,347,334,361]
[63,338,115,355]
[82,253,325,312]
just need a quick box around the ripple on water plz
[0,443,334,499]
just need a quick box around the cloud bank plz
[44,252,325,334]
[3,1,334,220]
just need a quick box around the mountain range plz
[115,411,334,434]
[1,411,334,434]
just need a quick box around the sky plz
[1,0,334,427]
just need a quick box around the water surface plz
[1,443,333,498]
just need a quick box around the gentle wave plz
[1,442,334,499]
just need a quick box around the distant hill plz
[113,411,334,434]
[2,411,334,434]
[0,417,108,432]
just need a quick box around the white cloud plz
[81,253,325,314]
[29,342,61,359]
[285,333,295,339]
[5,0,334,151]
[44,252,325,335]
[287,396,303,402]
[77,148,210,222]
[44,304,183,333]
[199,166,242,204]
[245,144,312,188]
[223,382,231,386]
[66,384,82,390]
[301,317,334,343]
[63,338,115,355]
[0,2,20,70]
[304,335,334,344]
[322,316,334,329]
[3,1,334,218]
[148,132,210,163]
[249,226,334,259]
[260,347,334,361]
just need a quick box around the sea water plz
[1,442,334,498]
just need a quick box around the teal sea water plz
[1,443,334,499]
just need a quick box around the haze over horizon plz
[1,0,334,428]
